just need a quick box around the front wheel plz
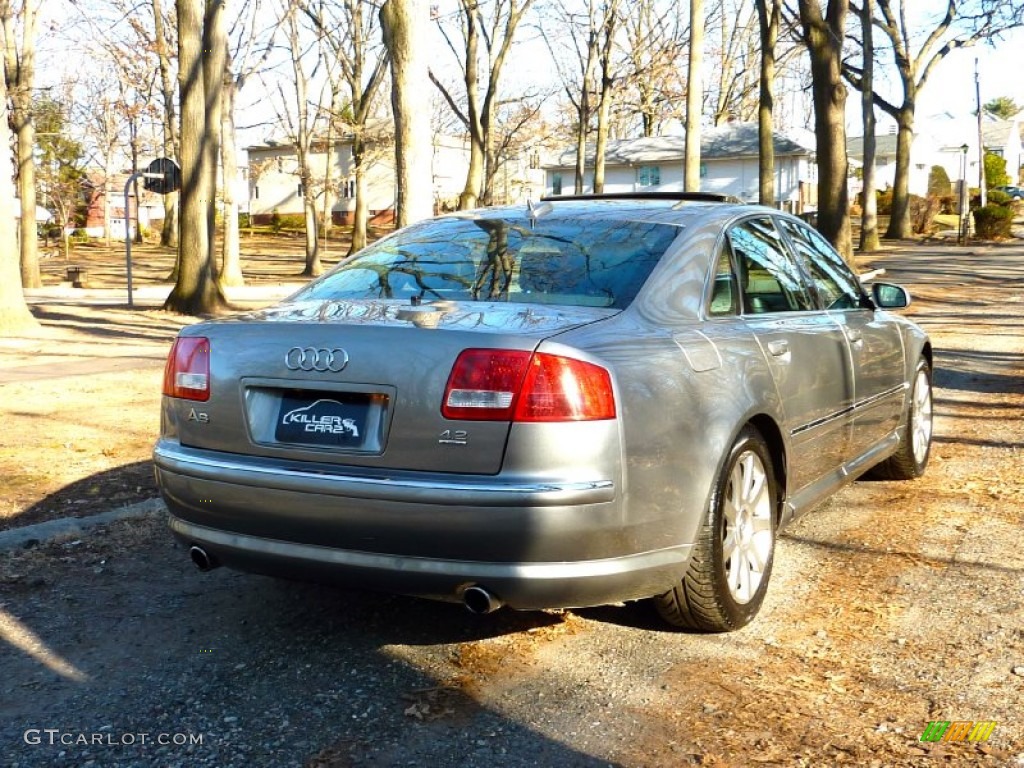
[655,426,778,632]
[870,356,933,480]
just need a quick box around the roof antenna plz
[527,199,553,225]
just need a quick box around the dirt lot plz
[0,235,1022,767]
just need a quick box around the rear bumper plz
[168,515,691,610]
[154,439,691,610]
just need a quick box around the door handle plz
[846,328,864,343]
[767,340,789,357]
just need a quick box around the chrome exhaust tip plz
[463,585,503,615]
[189,545,219,572]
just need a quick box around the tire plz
[870,356,933,480]
[655,426,778,632]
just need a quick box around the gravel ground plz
[1,241,1022,767]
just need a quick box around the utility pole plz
[976,58,986,208]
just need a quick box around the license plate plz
[275,394,371,448]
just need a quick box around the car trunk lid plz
[167,299,615,475]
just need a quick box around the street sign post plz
[125,158,181,308]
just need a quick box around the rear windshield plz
[292,215,679,309]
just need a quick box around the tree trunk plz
[756,0,780,206]
[219,55,244,287]
[202,0,225,281]
[593,2,619,195]
[380,0,433,227]
[349,133,370,256]
[859,0,879,252]
[0,67,35,333]
[885,109,914,240]
[301,175,322,276]
[461,140,485,210]
[3,0,41,289]
[164,0,227,315]
[797,0,852,259]
[13,117,39,287]
[684,0,704,192]
[153,0,180,249]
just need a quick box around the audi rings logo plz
[285,347,350,373]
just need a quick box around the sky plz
[33,1,1024,159]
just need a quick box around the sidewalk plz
[1,283,305,384]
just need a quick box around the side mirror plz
[872,283,911,309]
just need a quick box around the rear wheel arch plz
[746,414,787,522]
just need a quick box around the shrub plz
[927,165,952,198]
[972,204,1014,239]
[238,212,251,229]
[987,189,1012,205]
[270,212,305,232]
[984,152,1010,190]
[876,187,893,215]
[910,194,941,234]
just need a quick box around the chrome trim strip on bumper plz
[169,516,690,582]
[154,440,616,507]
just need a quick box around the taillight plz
[162,336,210,401]
[442,348,615,422]
[442,349,532,420]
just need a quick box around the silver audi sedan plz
[154,194,932,631]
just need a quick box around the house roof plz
[846,133,900,158]
[548,122,815,168]
[981,119,1022,150]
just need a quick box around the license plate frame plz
[274,393,373,449]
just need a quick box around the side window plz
[780,220,863,310]
[727,217,814,314]
[638,165,661,187]
[708,244,738,316]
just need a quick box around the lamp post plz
[958,143,969,245]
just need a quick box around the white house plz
[248,133,471,225]
[846,112,1021,198]
[981,116,1023,184]
[543,122,819,213]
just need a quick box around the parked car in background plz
[993,185,1023,200]
[154,194,933,631]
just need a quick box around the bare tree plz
[79,71,127,247]
[278,6,328,275]
[153,0,180,248]
[621,0,687,137]
[755,0,782,206]
[540,1,603,193]
[857,0,879,251]
[430,0,536,208]
[592,0,622,194]
[684,0,704,191]
[220,0,294,286]
[709,0,758,126]
[380,0,433,227]
[303,0,388,254]
[1,0,42,288]
[165,0,228,314]
[844,0,1024,239]
[796,0,852,259]
[0,38,34,333]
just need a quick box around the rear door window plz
[726,217,814,314]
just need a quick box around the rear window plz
[292,215,679,309]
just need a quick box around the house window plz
[254,185,259,199]
[342,180,356,198]
[297,183,305,198]
[638,165,661,187]
[551,173,562,195]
